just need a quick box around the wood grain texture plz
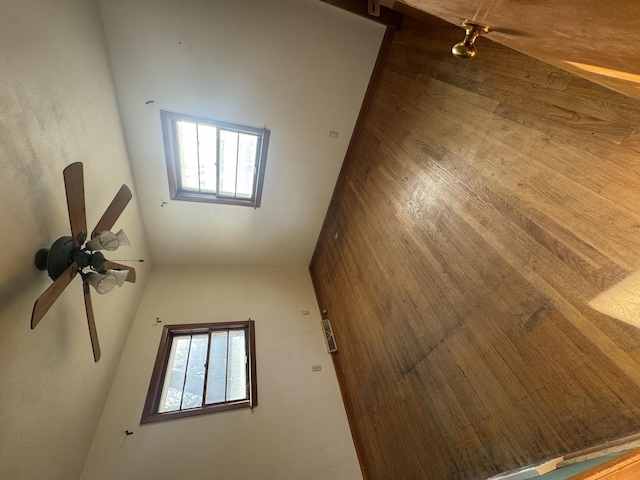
[91,184,132,238]
[568,448,640,479]
[63,162,87,246]
[562,432,640,467]
[398,0,640,106]
[83,281,101,362]
[310,16,640,480]
[31,263,78,329]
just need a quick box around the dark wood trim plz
[140,324,172,424]
[319,0,403,30]
[160,110,268,208]
[171,191,258,207]
[307,28,397,478]
[141,399,252,424]
[140,321,257,425]
[309,272,372,480]
[332,346,373,480]
[247,319,258,407]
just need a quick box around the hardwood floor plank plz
[391,51,637,143]
[310,16,640,480]
[370,94,640,271]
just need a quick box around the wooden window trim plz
[140,320,257,425]
[161,111,269,208]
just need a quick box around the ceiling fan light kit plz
[84,270,120,295]
[452,21,490,59]
[31,162,136,362]
[85,229,130,251]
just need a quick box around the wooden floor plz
[310,15,640,480]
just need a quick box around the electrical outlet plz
[302,310,310,315]
[312,364,322,372]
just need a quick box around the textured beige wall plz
[98,0,385,267]
[81,266,361,480]
[0,1,151,479]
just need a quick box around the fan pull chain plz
[107,259,145,262]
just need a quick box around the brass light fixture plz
[452,21,490,59]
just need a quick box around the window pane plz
[197,124,217,193]
[181,334,208,410]
[162,111,268,207]
[219,130,239,197]
[227,330,247,401]
[205,331,229,404]
[142,321,256,424]
[236,134,258,199]
[176,121,199,192]
[159,336,191,413]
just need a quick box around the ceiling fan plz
[31,162,136,362]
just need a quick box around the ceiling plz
[99,0,640,268]
[396,0,640,103]
[98,0,385,267]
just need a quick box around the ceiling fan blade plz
[63,162,88,247]
[104,261,136,283]
[91,185,132,238]
[31,262,78,329]
[83,282,101,362]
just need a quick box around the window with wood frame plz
[161,111,269,207]
[141,320,257,424]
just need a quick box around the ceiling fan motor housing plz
[36,236,78,280]
[36,236,109,280]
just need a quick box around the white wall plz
[98,0,385,267]
[81,266,362,480]
[0,1,151,479]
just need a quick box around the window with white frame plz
[161,111,269,208]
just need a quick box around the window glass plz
[161,111,269,207]
[197,124,217,193]
[219,130,239,197]
[177,121,199,192]
[141,321,257,424]
[206,331,230,405]
[237,134,258,198]
[226,330,247,402]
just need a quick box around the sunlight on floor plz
[566,61,640,86]
[589,269,640,327]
